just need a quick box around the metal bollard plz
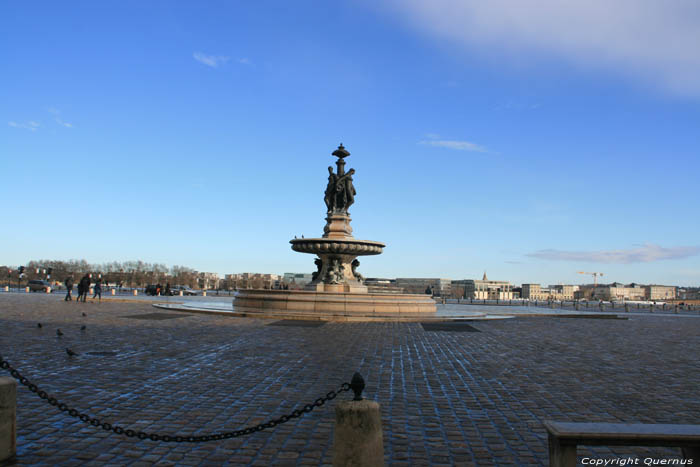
[45,287,51,294]
[179,290,184,296]
[133,289,138,296]
[24,287,29,293]
[202,291,207,297]
[111,289,115,295]
[0,377,17,462]
[625,303,629,313]
[333,374,384,467]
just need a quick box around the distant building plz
[548,284,575,300]
[679,288,700,300]
[395,278,451,296]
[522,284,575,300]
[591,283,645,301]
[511,287,522,299]
[522,284,545,300]
[198,272,220,289]
[645,285,676,301]
[282,272,313,287]
[364,278,405,294]
[225,273,281,289]
[454,272,513,300]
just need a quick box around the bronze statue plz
[325,167,356,213]
[312,258,323,281]
[351,259,363,282]
[325,258,344,284]
[324,166,337,212]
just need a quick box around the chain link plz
[0,356,351,443]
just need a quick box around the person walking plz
[93,277,102,301]
[78,274,90,303]
[164,282,171,296]
[76,276,84,303]
[64,276,74,301]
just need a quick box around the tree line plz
[2,260,202,289]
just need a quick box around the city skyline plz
[2,2,699,286]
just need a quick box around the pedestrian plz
[76,277,84,302]
[64,276,73,301]
[93,277,102,301]
[165,282,171,296]
[156,283,162,296]
[79,274,90,303]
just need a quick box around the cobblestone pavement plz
[1,293,699,466]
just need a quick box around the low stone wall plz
[233,289,437,315]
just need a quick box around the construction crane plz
[577,271,604,286]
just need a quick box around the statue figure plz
[323,152,358,214]
[324,166,337,212]
[328,168,356,212]
[312,258,322,281]
[351,259,363,282]
[343,169,356,211]
[325,258,344,284]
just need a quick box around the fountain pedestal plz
[233,144,436,319]
[291,211,384,294]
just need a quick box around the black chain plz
[0,356,351,442]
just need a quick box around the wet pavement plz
[1,293,699,466]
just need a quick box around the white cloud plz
[55,117,73,128]
[46,107,73,128]
[419,139,488,152]
[193,52,230,68]
[527,244,700,264]
[8,121,40,131]
[383,0,700,97]
[237,57,252,65]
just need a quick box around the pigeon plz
[65,348,78,357]
[80,325,86,331]
[56,329,63,337]
[37,323,42,328]
[82,312,86,317]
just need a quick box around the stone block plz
[333,400,384,467]
[0,377,17,462]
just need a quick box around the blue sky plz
[2,1,699,286]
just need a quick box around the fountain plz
[233,144,437,319]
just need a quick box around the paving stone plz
[1,294,697,465]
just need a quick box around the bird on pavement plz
[82,312,86,317]
[37,323,42,328]
[65,348,78,357]
[80,325,86,331]
[56,329,63,337]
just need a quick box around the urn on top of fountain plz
[290,144,385,293]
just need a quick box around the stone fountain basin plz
[290,238,385,256]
